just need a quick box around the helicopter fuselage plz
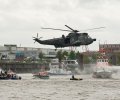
[33,25,101,48]
[34,32,96,48]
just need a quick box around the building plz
[99,44,120,65]
[0,44,17,61]
[0,44,71,61]
[99,44,120,53]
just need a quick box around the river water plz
[0,74,120,100]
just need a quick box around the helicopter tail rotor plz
[33,33,42,43]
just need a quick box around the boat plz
[0,69,21,80]
[47,68,72,75]
[70,78,83,80]
[33,66,49,79]
[33,71,49,79]
[33,65,50,79]
[92,49,112,79]
[93,68,112,78]
[47,59,72,75]
[70,75,83,80]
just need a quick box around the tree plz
[76,51,80,59]
[38,52,44,62]
[56,50,64,68]
[68,50,76,60]
[83,54,90,64]
[91,53,99,63]
[62,51,68,60]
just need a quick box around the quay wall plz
[0,62,49,73]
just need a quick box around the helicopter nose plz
[93,39,96,41]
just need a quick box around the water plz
[0,74,120,100]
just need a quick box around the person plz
[1,71,2,74]
[72,75,75,79]
[4,71,7,75]
[0,71,3,76]
[70,74,83,80]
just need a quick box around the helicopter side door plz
[70,34,79,44]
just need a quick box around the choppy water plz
[0,74,120,100]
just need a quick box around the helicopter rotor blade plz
[38,37,42,39]
[33,36,37,43]
[33,37,36,43]
[41,27,71,32]
[65,25,74,31]
[80,27,105,32]
[65,25,79,32]
[37,33,38,38]
[33,37,36,39]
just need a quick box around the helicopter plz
[33,25,104,49]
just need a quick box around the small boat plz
[33,71,49,79]
[70,75,83,80]
[70,78,83,80]
[0,69,21,80]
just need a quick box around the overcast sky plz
[0,0,120,51]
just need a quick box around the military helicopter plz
[33,25,104,49]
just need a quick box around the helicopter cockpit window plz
[87,35,91,38]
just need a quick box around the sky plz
[0,0,120,51]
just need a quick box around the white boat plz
[47,59,72,75]
[47,69,72,75]
[63,60,79,68]
[93,51,112,78]
[93,68,112,78]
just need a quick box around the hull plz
[0,69,21,80]
[92,70,112,78]
[70,78,83,80]
[0,75,21,80]
[33,74,49,79]
[33,71,49,79]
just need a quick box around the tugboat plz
[0,69,21,80]
[92,48,112,79]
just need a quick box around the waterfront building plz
[99,44,120,52]
[0,44,71,61]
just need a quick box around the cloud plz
[0,0,120,50]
